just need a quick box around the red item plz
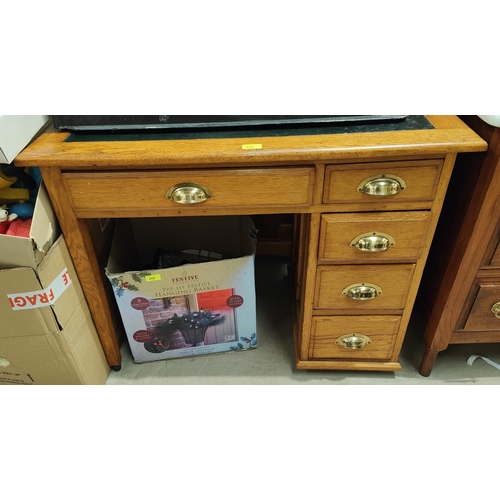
[6,218,32,238]
[0,220,12,234]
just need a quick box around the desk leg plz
[419,347,439,377]
[41,167,122,369]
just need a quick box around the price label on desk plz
[242,144,262,150]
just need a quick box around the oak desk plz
[15,116,486,372]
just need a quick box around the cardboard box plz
[0,183,59,270]
[106,216,257,363]
[0,115,49,164]
[0,185,110,385]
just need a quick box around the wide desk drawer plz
[319,211,431,262]
[315,264,415,310]
[63,167,315,213]
[323,159,442,207]
[310,315,400,360]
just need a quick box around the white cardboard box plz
[0,115,49,164]
[0,184,110,385]
[0,183,58,270]
[106,216,257,363]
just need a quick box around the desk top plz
[15,115,487,170]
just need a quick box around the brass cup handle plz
[342,282,383,300]
[166,183,212,204]
[491,302,500,318]
[358,174,407,196]
[335,333,372,350]
[350,232,396,252]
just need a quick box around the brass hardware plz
[491,302,500,318]
[350,232,396,252]
[166,183,212,204]
[335,333,372,350]
[357,174,407,196]
[342,282,383,300]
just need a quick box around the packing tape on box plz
[7,268,72,310]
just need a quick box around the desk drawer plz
[464,279,500,331]
[323,160,442,207]
[315,264,415,310]
[310,315,400,360]
[319,211,431,262]
[63,167,315,213]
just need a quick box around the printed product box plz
[0,184,110,385]
[106,216,257,363]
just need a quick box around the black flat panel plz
[54,114,407,132]
[61,116,433,143]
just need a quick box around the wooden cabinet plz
[293,155,459,371]
[418,116,500,376]
[15,116,486,371]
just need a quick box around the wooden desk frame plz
[15,116,486,371]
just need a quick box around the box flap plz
[129,216,256,269]
[0,267,60,338]
[38,235,87,328]
[0,182,60,270]
[30,182,59,255]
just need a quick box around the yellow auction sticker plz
[242,144,263,150]
[145,274,162,282]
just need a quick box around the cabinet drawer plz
[63,167,315,213]
[323,160,442,207]
[310,315,400,360]
[464,280,500,331]
[315,264,415,310]
[319,211,431,262]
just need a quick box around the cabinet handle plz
[342,282,383,300]
[491,302,500,318]
[357,174,407,196]
[350,232,396,252]
[335,333,372,350]
[166,183,212,204]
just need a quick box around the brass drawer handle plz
[166,183,212,204]
[342,282,383,300]
[335,333,372,349]
[491,302,500,318]
[357,174,407,196]
[350,232,396,252]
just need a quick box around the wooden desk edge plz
[15,116,487,169]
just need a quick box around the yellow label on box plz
[242,144,262,150]
[145,274,162,282]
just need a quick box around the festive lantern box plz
[105,216,257,363]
